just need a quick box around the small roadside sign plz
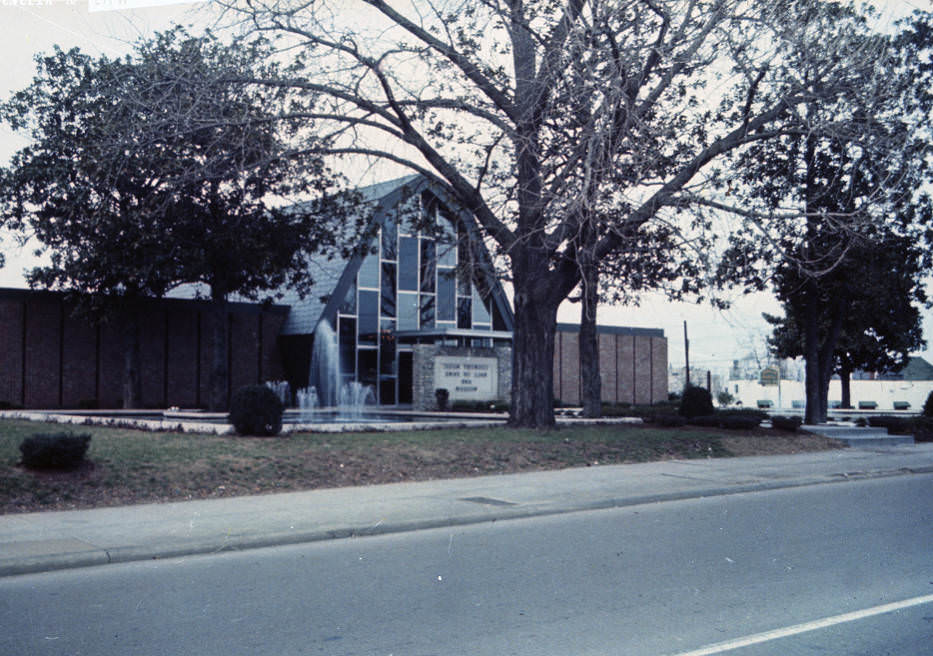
[759,365,780,386]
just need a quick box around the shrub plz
[868,415,915,435]
[654,414,687,427]
[718,408,769,423]
[924,391,933,418]
[687,415,722,428]
[716,390,735,407]
[771,415,803,432]
[720,415,762,430]
[20,432,91,470]
[435,388,450,411]
[229,384,284,436]
[0,400,24,410]
[914,417,933,443]
[624,404,679,422]
[679,385,714,418]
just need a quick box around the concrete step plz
[802,424,915,447]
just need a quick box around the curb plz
[4,464,932,578]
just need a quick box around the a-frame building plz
[276,174,515,409]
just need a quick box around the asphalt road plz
[2,474,931,655]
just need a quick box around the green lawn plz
[0,419,839,514]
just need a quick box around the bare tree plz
[216,0,909,427]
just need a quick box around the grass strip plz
[0,419,839,514]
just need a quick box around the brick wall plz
[0,288,288,409]
[554,326,668,405]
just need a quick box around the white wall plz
[729,378,933,412]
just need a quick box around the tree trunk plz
[509,292,558,429]
[579,245,601,418]
[840,366,852,409]
[208,288,229,412]
[803,294,823,424]
[122,311,143,409]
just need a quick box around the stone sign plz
[434,356,498,400]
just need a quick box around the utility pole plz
[684,320,690,389]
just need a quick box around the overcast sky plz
[0,0,930,375]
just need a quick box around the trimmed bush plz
[868,415,915,435]
[229,384,284,436]
[923,391,933,418]
[679,385,714,419]
[435,388,450,411]
[654,414,687,427]
[720,415,762,430]
[600,403,634,417]
[20,432,91,470]
[771,415,803,432]
[719,408,769,422]
[914,417,933,443]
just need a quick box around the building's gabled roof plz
[878,356,933,381]
[279,174,513,336]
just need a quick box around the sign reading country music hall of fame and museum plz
[434,356,499,401]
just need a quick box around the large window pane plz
[472,285,491,325]
[381,262,396,317]
[398,292,419,331]
[399,237,419,291]
[420,294,435,329]
[338,317,356,376]
[457,297,472,329]
[399,195,419,235]
[381,214,397,260]
[438,209,458,266]
[380,320,396,375]
[420,240,436,294]
[457,236,471,295]
[380,378,396,406]
[421,192,437,233]
[338,280,356,314]
[437,270,455,322]
[359,251,379,288]
[358,290,378,345]
[357,349,378,390]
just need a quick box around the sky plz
[0,0,930,378]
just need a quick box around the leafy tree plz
[717,9,932,423]
[765,230,927,413]
[219,0,909,428]
[0,29,350,409]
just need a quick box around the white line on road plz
[669,593,933,656]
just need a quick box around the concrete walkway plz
[2,444,933,578]
[802,423,916,447]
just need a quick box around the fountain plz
[295,386,319,420]
[265,380,291,407]
[309,321,341,408]
[309,320,376,419]
[338,381,377,420]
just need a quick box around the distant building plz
[727,356,933,412]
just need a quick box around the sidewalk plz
[3,444,933,578]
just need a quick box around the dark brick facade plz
[0,288,288,409]
[554,324,668,405]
